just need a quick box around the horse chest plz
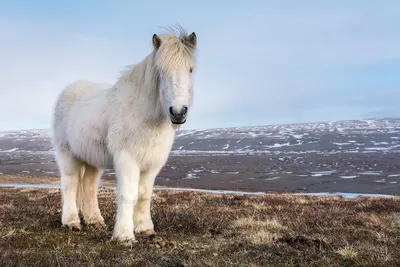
[135,129,175,170]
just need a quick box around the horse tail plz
[76,165,85,212]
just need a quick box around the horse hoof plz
[142,229,157,236]
[83,217,107,230]
[121,239,138,247]
[85,219,107,230]
[94,221,107,230]
[111,235,138,246]
[63,222,82,231]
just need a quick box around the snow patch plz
[0,183,397,198]
[0,148,19,152]
[288,192,395,198]
[311,170,336,177]
[332,142,351,146]
[340,175,358,179]
[265,176,281,181]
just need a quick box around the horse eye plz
[189,68,193,73]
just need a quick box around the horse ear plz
[187,32,197,47]
[152,34,161,50]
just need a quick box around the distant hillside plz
[1,118,400,156]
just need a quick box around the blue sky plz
[0,0,399,131]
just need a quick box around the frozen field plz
[1,118,400,195]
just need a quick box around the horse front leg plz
[111,151,140,245]
[134,166,162,235]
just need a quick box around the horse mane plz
[118,24,197,90]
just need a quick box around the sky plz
[0,0,399,131]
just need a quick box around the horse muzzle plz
[169,106,188,124]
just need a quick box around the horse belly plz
[66,99,113,168]
[69,137,112,168]
[66,116,112,168]
[84,141,113,168]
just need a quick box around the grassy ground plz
[1,186,400,267]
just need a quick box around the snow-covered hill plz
[1,118,400,156]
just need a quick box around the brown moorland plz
[1,184,400,266]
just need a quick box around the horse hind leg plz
[58,150,84,231]
[81,164,106,229]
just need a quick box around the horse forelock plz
[120,26,196,85]
[154,25,197,75]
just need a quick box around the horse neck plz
[115,52,166,125]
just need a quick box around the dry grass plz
[337,245,358,260]
[0,187,400,267]
[230,217,286,245]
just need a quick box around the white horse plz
[51,26,197,244]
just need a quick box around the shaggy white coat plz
[51,26,197,244]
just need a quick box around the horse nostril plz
[169,107,175,116]
[181,106,188,116]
